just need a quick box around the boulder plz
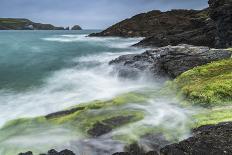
[209,0,232,48]
[160,122,232,155]
[110,44,231,78]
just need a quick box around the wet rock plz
[110,44,231,78]
[45,107,85,119]
[160,122,232,155]
[87,121,113,137]
[88,116,134,137]
[18,151,33,155]
[209,0,232,48]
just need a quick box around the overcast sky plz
[0,0,209,29]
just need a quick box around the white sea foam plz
[42,34,144,48]
[0,33,195,155]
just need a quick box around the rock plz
[160,122,232,155]
[65,27,70,30]
[87,115,134,137]
[110,44,231,78]
[71,25,82,30]
[45,106,85,119]
[87,121,112,137]
[90,9,217,48]
[18,151,33,155]
[209,0,232,48]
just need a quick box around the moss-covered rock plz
[172,58,232,106]
[193,107,232,127]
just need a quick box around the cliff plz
[0,18,65,30]
[90,9,216,48]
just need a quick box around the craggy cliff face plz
[209,0,232,48]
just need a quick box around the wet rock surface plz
[45,107,85,119]
[110,44,231,78]
[209,0,232,48]
[87,115,134,137]
[160,122,232,155]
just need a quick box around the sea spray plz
[0,31,197,155]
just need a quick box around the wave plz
[42,34,144,48]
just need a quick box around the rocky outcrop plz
[90,9,217,48]
[19,149,75,155]
[209,0,232,48]
[0,18,65,30]
[90,0,232,48]
[71,25,82,30]
[160,122,232,155]
[109,44,231,78]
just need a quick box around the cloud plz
[0,0,208,29]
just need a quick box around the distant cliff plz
[0,18,65,30]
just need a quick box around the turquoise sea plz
[0,30,193,155]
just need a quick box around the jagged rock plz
[90,9,217,48]
[71,25,82,30]
[209,0,232,48]
[160,122,232,155]
[18,151,33,155]
[110,44,231,78]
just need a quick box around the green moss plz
[171,59,232,106]
[0,91,150,140]
[227,48,232,52]
[193,107,232,127]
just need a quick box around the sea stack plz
[71,25,82,30]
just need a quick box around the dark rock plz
[110,44,231,78]
[71,25,82,30]
[40,149,75,155]
[45,107,85,119]
[112,152,131,155]
[87,121,113,137]
[18,151,33,155]
[87,116,134,137]
[160,122,232,155]
[90,9,217,48]
[65,27,70,30]
[209,0,232,48]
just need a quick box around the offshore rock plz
[110,44,231,78]
[71,25,82,30]
[209,0,232,48]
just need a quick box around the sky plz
[0,0,209,29]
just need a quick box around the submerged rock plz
[88,115,134,137]
[110,44,231,78]
[160,122,232,155]
[209,0,232,48]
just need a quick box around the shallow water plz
[0,30,195,155]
